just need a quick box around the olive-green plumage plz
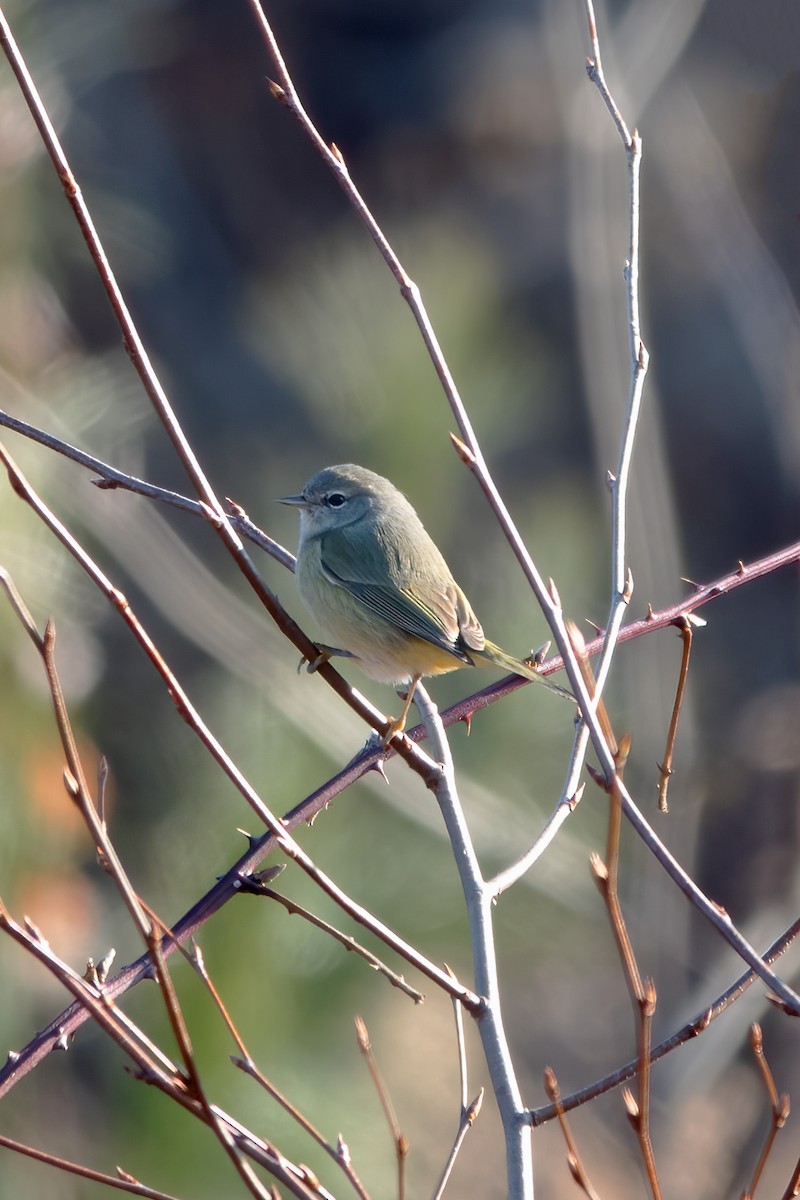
[280,465,567,731]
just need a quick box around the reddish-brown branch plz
[543,1068,602,1200]
[657,616,700,812]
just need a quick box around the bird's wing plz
[319,527,477,662]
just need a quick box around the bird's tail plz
[479,640,573,700]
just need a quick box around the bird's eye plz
[326,493,346,508]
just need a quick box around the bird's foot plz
[302,647,331,675]
[380,714,407,748]
[379,675,422,747]
[298,643,354,674]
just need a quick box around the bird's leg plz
[381,675,421,747]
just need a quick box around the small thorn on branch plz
[367,756,389,783]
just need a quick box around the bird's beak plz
[277,492,308,508]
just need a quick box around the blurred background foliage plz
[0,0,799,1195]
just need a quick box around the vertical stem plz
[413,685,533,1198]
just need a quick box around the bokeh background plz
[0,0,799,1195]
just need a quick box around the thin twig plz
[656,615,701,812]
[0,573,156,947]
[248,1,476,453]
[238,874,424,1002]
[745,1023,790,1199]
[184,942,251,1064]
[487,783,584,899]
[448,964,469,1112]
[233,1057,373,1200]
[431,1089,484,1200]
[546,0,647,910]
[430,967,482,1200]
[542,1068,601,1200]
[583,0,634,145]
[354,1017,408,1200]
[591,762,661,1198]
[0,405,296,567]
[0,1131,183,1200]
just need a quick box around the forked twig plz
[745,1023,791,1199]
[431,1089,484,1200]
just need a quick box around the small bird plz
[280,464,568,742]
